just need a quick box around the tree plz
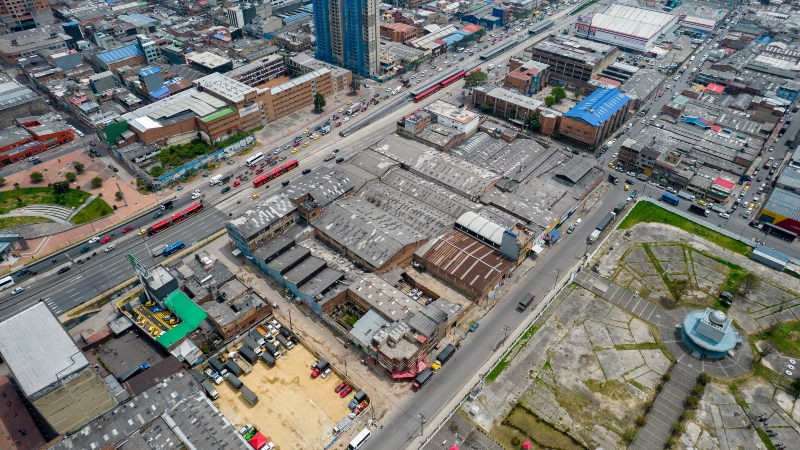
[52,181,69,194]
[115,191,123,200]
[73,162,84,173]
[64,171,76,182]
[13,182,19,189]
[150,166,164,178]
[30,171,44,182]
[480,102,491,112]
[673,279,689,301]
[313,92,326,111]
[463,71,488,88]
[544,95,556,107]
[91,176,103,188]
[349,79,360,93]
[755,340,776,363]
[475,28,487,40]
[574,92,580,99]
[552,87,567,102]
[739,272,760,295]
[0,176,4,186]
[791,376,800,398]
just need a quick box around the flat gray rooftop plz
[252,235,295,263]
[380,168,480,219]
[357,182,455,237]
[0,302,88,397]
[299,267,344,298]
[266,246,310,274]
[282,166,354,208]
[284,255,327,285]
[227,194,297,241]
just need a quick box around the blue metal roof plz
[151,87,169,98]
[679,115,712,128]
[128,13,156,23]
[96,44,144,64]
[442,34,464,45]
[213,34,226,40]
[138,67,161,77]
[753,244,789,264]
[284,12,309,22]
[564,88,631,128]
[757,35,772,44]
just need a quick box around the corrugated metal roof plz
[138,67,160,77]
[456,211,505,245]
[564,88,630,127]
[97,43,143,63]
[590,4,676,40]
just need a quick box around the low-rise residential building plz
[380,22,419,43]
[0,116,73,166]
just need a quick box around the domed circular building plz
[681,308,740,360]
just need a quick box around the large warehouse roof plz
[590,4,676,40]
[564,88,631,127]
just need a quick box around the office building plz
[313,0,379,77]
[523,36,617,94]
[0,0,51,32]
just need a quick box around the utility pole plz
[418,413,427,438]
[502,324,510,343]
[554,268,562,290]
[288,308,292,331]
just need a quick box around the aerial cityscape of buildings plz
[1,0,800,449]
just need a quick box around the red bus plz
[441,71,466,87]
[184,203,204,217]
[414,87,438,103]
[253,173,270,188]
[282,159,299,172]
[147,220,171,236]
[468,66,481,75]
[170,212,186,224]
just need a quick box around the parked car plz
[88,236,100,244]
[335,382,347,393]
[339,386,352,398]
[469,322,479,332]
[57,266,71,275]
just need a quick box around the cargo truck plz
[614,201,627,215]
[234,355,253,374]
[240,385,259,406]
[688,204,709,217]
[226,373,243,389]
[209,174,223,186]
[239,345,259,365]
[242,336,262,355]
[431,344,456,371]
[412,367,434,392]
[588,229,601,244]
[608,174,619,184]
[264,341,280,358]
[208,357,228,377]
[192,369,219,399]
[661,193,680,206]
[347,102,361,115]
[260,352,276,367]
[677,190,695,201]
[249,329,265,346]
[518,292,536,310]
[276,334,293,349]
[225,359,244,377]
[710,204,726,214]
[596,212,617,232]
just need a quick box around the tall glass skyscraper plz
[313,0,379,77]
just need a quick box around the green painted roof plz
[156,290,207,348]
[201,107,235,123]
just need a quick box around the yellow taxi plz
[347,100,353,105]
[252,194,260,200]
[608,163,615,169]
[624,184,629,191]
[339,107,344,113]
[749,201,756,208]
[292,147,298,154]
[303,142,310,148]
[445,90,451,94]
[697,200,707,207]
[303,128,310,134]
[743,185,749,191]
[137,229,147,236]
[313,135,320,140]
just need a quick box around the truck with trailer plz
[347,102,361,115]
[661,193,680,206]
[432,344,456,371]
[588,212,617,243]
[226,373,243,389]
[209,174,223,186]
[240,385,259,406]
[412,367,434,392]
[688,204,710,217]
[677,190,695,201]
[710,204,726,214]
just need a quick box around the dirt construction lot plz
[214,344,352,449]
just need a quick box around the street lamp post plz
[554,268,562,290]
[418,413,427,438]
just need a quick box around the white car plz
[718,213,730,219]
[666,187,677,194]
[10,287,24,295]
[343,117,350,123]
[88,236,100,244]
[104,244,116,253]
[627,171,636,177]
[191,192,201,200]
[612,153,618,158]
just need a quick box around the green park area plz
[71,198,113,225]
[618,202,752,256]
[0,216,54,228]
[0,187,91,214]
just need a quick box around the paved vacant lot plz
[214,343,352,449]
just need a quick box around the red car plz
[361,106,367,112]
[311,368,321,378]
[293,141,300,147]
[233,181,241,187]
[335,382,347,393]
[100,236,111,244]
[336,122,341,127]
[339,386,352,398]
[255,168,264,174]
[121,225,134,233]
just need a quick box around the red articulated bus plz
[253,173,270,188]
[468,66,482,76]
[252,160,298,188]
[282,159,299,172]
[170,211,187,224]
[147,220,171,236]
[440,71,466,87]
[414,87,439,103]
[184,203,204,217]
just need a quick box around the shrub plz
[13,182,19,189]
[697,373,710,386]
[510,436,521,446]
[115,191,123,200]
[449,422,459,432]
[622,427,637,444]
[672,421,686,436]
[691,384,705,397]
[112,204,117,210]
[662,373,671,382]
[30,171,44,182]
[685,395,699,408]
[73,162,84,173]
[656,382,664,392]
[64,171,76,182]
[91,177,103,188]
[0,176,4,186]
[635,415,647,427]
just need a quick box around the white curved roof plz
[456,211,505,245]
[591,4,676,40]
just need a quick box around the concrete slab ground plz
[93,329,169,378]
[213,342,352,449]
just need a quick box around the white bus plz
[347,428,371,450]
[246,152,265,167]
[0,276,14,291]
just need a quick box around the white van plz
[209,174,223,186]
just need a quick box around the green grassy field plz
[618,202,751,256]
[0,187,91,214]
[0,216,54,228]
[71,198,113,225]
